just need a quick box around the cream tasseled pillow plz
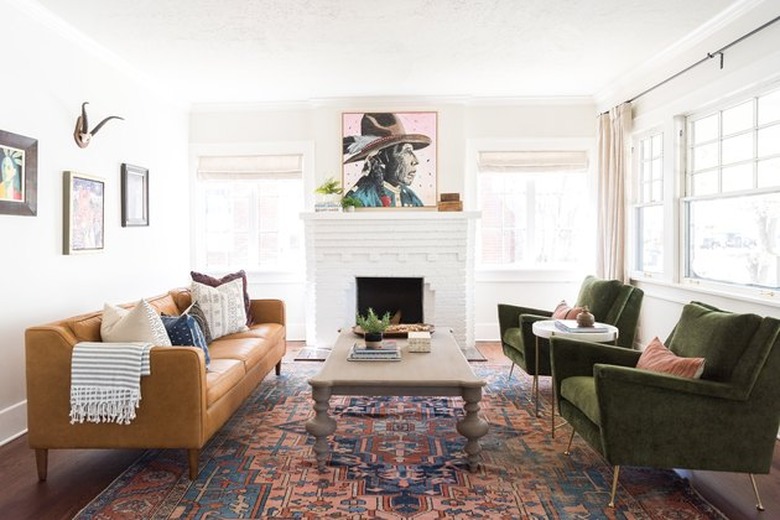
[101,299,173,346]
[190,278,249,340]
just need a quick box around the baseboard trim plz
[0,400,27,447]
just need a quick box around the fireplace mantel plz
[302,211,480,349]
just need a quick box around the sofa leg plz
[35,449,48,481]
[187,449,200,480]
[749,474,765,511]
[608,465,620,508]
[275,360,282,376]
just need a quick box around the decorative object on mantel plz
[355,307,390,348]
[340,195,363,212]
[314,176,343,212]
[438,192,463,211]
[63,171,105,254]
[0,129,37,216]
[120,163,149,227]
[73,102,124,149]
[342,112,438,209]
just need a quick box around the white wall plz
[0,0,190,443]
[190,100,598,342]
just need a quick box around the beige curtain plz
[596,103,632,282]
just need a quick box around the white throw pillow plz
[190,278,249,340]
[101,299,173,346]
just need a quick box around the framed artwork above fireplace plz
[341,111,437,209]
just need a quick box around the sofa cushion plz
[191,270,253,326]
[205,358,246,407]
[161,314,210,365]
[186,301,213,344]
[190,279,249,340]
[667,302,762,382]
[208,337,268,371]
[227,323,285,345]
[561,376,600,425]
[101,300,172,346]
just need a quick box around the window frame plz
[680,84,780,296]
[630,129,665,278]
[189,142,314,281]
[466,138,596,280]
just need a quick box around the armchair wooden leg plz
[564,428,576,455]
[749,474,765,511]
[608,466,620,508]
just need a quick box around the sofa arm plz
[250,299,285,326]
[25,326,208,449]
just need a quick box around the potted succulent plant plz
[356,307,391,348]
[340,195,363,212]
[314,176,343,212]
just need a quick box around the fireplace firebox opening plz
[355,277,424,325]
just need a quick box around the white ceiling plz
[34,0,746,105]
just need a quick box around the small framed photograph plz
[121,163,149,227]
[0,129,38,216]
[63,171,105,254]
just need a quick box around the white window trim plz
[188,141,315,276]
[629,127,665,280]
[466,137,597,280]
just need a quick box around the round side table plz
[531,319,618,437]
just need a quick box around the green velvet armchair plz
[550,301,780,510]
[497,276,644,407]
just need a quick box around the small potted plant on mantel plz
[340,195,363,212]
[314,176,343,212]
[356,307,391,349]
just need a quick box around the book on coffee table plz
[348,343,401,362]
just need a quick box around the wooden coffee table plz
[305,328,488,471]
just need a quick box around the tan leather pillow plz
[637,337,705,379]
[552,300,583,320]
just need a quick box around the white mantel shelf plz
[302,211,480,350]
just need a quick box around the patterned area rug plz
[75,363,725,519]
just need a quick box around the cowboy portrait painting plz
[342,112,437,208]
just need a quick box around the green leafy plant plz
[340,195,363,209]
[356,307,391,333]
[314,176,343,195]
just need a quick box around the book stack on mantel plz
[348,341,401,362]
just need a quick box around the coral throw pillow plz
[552,300,583,320]
[637,337,705,379]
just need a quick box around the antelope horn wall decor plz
[73,102,124,148]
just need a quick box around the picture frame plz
[121,163,149,227]
[342,111,437,208]
[0,129,38,216]
[63,171,105,254]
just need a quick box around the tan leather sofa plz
[25,287,286,480]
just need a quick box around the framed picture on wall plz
[342,111,437,208]
[63,171,105,254]
[121,163,149,227]
[0,129,38,216]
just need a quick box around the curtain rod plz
[609,14,780,110]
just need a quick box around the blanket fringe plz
[69,386,142,425]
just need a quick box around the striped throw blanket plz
[70,342,154,425]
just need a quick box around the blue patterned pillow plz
[161,314,210,366]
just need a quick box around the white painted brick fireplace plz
[302,211,480,350]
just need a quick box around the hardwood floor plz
[1,341,776,519]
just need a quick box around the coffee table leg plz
[306,385,336,471]
[457,386,489,472]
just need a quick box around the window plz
[477,150,590,268]
[634,132,664,274]
[195,154,304,272]
[685,87,780,290]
